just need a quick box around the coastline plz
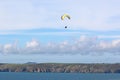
[0,63,120,73]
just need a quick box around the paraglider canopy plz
[61,14,70,20]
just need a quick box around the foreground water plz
[0,72,120,80]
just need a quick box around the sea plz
[0,72,120,80]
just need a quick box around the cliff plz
[0,63,120,73]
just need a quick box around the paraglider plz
[61,14,70,28]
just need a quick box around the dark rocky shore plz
[0,63,120,73]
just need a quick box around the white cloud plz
[0,35,120,55]
[26,39,40,48]
[2,41,19,54]
[112,39,120,47]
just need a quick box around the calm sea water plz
[0,72,120,80]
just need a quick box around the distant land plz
[0,63,120,73]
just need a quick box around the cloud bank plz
[0,36,120,55]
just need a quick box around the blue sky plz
[0,0,120,63]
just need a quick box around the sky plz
[0,0,120,63]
